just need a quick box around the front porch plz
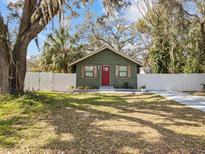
[73,86,139,94]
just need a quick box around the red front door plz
[101,66,110,86]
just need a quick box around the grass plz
[0,92,205,153]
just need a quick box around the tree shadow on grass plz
[65,93,205,123]
[0,92,205,153]
[34,92,205,153]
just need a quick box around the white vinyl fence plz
[25,72,205,92]
[137,74,205,91]
[24,72,76,92]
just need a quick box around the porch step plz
[99,86,114,91]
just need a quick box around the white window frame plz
[119,66,128,78]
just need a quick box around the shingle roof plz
[69,46,143,67]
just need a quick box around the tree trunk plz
[0,47,10,93]
[0,16,10,93]
[199,22,205,68]
[1,0,64,94]
[200,22,205,53]
[10,41,29,94]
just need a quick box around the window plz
[85,66,94,78]
[119,66,128,78]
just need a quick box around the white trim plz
[69,46,143,67]
[118,65,128,78]
[84,65,94,79]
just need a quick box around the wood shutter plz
[81,66,84,78]
[128,65,131,77]
[115,65,119,78]
[94,66,97,78]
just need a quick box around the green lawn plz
[0,92,205,153]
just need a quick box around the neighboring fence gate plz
[137,74,205,91]
[24,72,76,92]
[25,72,205,92]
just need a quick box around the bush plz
[84,86,90,89]
[123,82,129,89]
[201,83,205,91]
[140,85,146,89]
[68,85,75,90]
[78,86,84,90]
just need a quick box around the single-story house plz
[70,46,143,89]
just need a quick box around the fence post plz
[51,72,53,91]
[38,72,40,91]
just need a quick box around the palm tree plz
[40,28,85,73]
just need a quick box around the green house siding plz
[75,49,140,88]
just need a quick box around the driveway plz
[154,91,205,112]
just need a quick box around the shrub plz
[140,85,146,89]
[201,83,205,91]
[78,86,84,90]
[68,85,75,90]
[84,86,90,89]
[123,82,129,89]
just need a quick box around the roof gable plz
[69,46,143,67]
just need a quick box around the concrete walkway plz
[154,91,205,112]
[73,89,140,94]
